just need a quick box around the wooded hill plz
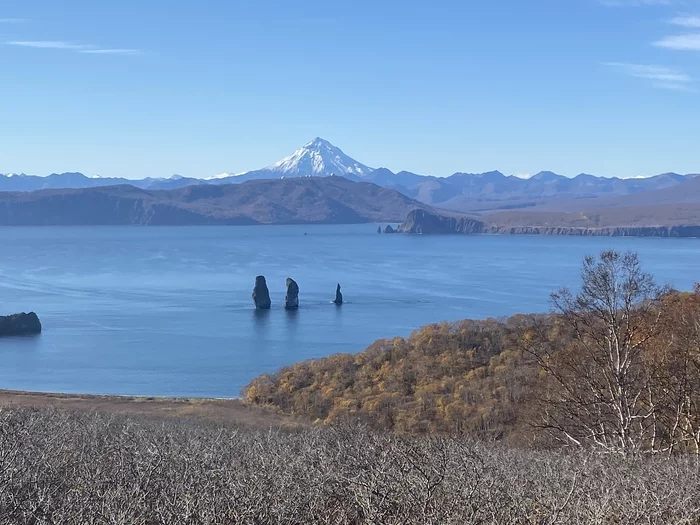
[245,251,700,453]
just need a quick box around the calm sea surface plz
[0,225,698,397]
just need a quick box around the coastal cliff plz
[492,225,700,237]
[397,209,486,234]
[397,209,700,238]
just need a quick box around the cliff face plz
[397,209,700,238]
[491,225,700,237]
[397,209,486,234]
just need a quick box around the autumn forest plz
[245,250,700,454]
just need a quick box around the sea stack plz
[334,283,343,305]
[284,278,300,310]
[377,226,382,234]
[384,225,396,234]
[252,276,272,310]
[0,312,42,337]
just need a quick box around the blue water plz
[0,225,698,397]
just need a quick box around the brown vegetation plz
[245,315,533,440]
[525,251,700,453]
[0,390,299,429]
[3,407,700,524]
[245,251,700,453]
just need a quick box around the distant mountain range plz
[2,138,697,214]
[2,172,700,235]
[0,172,205,192]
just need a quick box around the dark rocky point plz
[284,278,300,310]
[252,276,272,310]
[334,283,343,305]
[377,226,382,233]
[384,225,396,233]
[0,312,42,337]
[397,209,485,234]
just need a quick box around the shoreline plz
[0,389,301,428]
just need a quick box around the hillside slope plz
[0,177,424,226]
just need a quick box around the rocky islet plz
[252,275,272,310]
[0,312,42,337]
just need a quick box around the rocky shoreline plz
[490,225,700,237]
[397,209,700,238]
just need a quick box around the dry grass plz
[0,390,301,429]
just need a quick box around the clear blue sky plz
[1,0,698,179]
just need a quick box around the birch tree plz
[530,250,666,453]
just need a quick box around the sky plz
[1,0,699,179]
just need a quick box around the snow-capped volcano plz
[209,138,374,184]
[265,137,373,178]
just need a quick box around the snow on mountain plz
[204,172,245,181]
[264,137,373,178]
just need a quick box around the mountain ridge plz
[0,176,424,226]
[2,173,699,235]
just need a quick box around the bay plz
[0,225,697,397]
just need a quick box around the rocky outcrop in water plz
[397,209,700,238]
[285,278,299,310]
[377,226,382,233]
[384,225,396,233]
[0,312,42,337]
[334,284,343,305]
[252,276,272,309]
